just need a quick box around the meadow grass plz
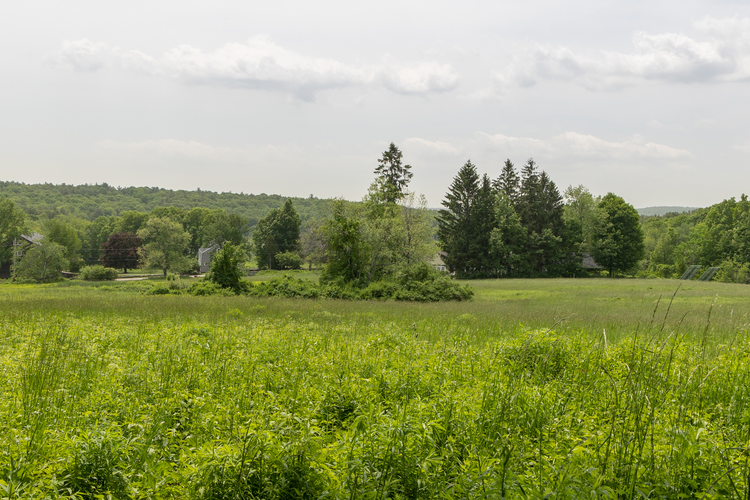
[0,278,749,498]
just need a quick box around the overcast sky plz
[2,1,749,208]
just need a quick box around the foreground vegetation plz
[1,278,750,498]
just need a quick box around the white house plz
[198,243,220,273]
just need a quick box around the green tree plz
[137,217,191,277]
[300,220,327,270]
[320,200,368,284]
[207,243,245,293]
[489,193,528,276]
[16,240,67,282]
[253,200,301,270]
[492,159,520,205]
[592,193,645,276]
[373,143,413,203]
[43,217,83,271]
[437,160,483,277]
[101,232,142,273]
[0,197,26,271]
[563,185,599,253]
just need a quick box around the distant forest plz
[0,181,328,229]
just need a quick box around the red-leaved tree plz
[101,232,142,273]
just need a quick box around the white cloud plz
[53,39,112,72]
[405,131,693,165]
[53,36,459,100]
[494,16,750,91]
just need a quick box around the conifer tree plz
[492,159,520,205]
[374,143,413,204]
[437,161,481,277]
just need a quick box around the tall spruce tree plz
[515,158,570,275]
[437,161,486,277]
[492,159,520,205]
[374,143,413,204]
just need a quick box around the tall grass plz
[0,278,749,498]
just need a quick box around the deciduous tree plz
[101,232,142,273]
[137,217,191,277]
[592,193,645,276]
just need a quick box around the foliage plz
[299,220,327,270]
[100,232,142,272]
[253,199,301,270]
[79,265,119,281]
[137,217,192,277]
[592,192,645,276]
[206,243,247,293]
[15,240,67,282]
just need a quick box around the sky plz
[1,0,749,208]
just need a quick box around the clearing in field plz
[1,278,749,498]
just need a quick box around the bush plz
[275,251,302,270]
[187,281,235,296]
[15,241,67,283]
[79,265,119,281]
[206,243,246,293]
[715,259,750,283]
[250,275,321,298]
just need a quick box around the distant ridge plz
[637,206,700,217]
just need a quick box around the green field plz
[1,278,750,498]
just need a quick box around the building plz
[198,243,221,273]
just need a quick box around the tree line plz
[14,143,750,284]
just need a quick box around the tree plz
[207,243,245,293]
[437,160,482,277]
[489,193,528,277]
[320,200,368,284]
[373,143,413,203]
[592,193,645,276]
[300,220,327,270]
[137,217,191,277]
[253,200,301,269]
[492,159,520,205]
[43,217,83,271]
[101,232,143,273]
[16,240,67,282]
[0,197,26,271]
[563,185,599,253]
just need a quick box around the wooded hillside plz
[0,181,328,228]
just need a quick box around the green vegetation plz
[1,278,749,498]
[78,265,119,281]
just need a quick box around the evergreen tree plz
[374,143,413,204]
[492,159,520,205]
[489,193,528,276]
[437,161,481,277]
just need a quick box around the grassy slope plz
[1,278,749,498]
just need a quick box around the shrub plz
[206,243,246,293]
[188,281,235,296]
[15,241,67,283]
[275,251,302,270]
[715,259,750,284]
[79,265,119,281]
